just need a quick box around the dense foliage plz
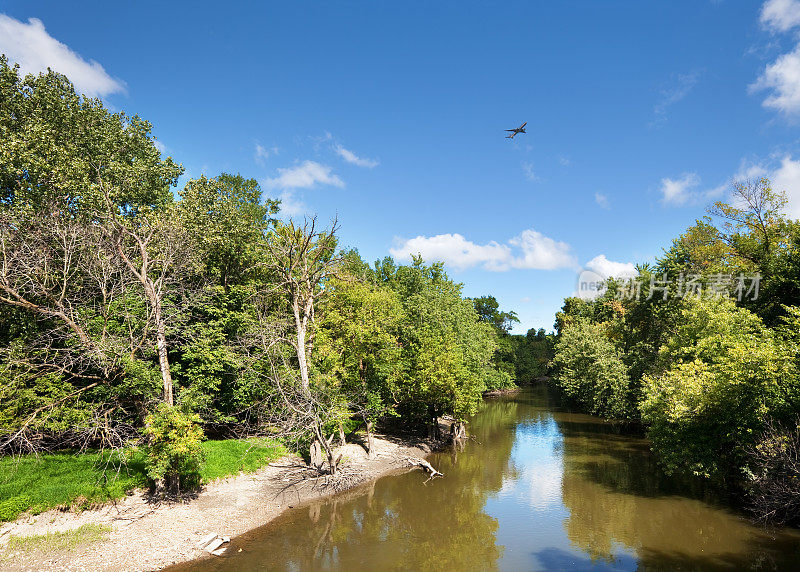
[0,60,513,488]
[551,178,800,521]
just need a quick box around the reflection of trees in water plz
[555,412,800,570]
[187,397,525,571]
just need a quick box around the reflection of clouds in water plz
[498,417,564,510]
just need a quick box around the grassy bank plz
[0,438,285,522]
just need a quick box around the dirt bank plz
[0,433,438,571]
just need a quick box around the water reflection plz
[173,386,800,571]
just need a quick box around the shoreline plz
[0,433,439,571]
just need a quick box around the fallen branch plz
[405,457,443,477]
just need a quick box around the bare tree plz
[98,182,199,407]
[0,203,136,451]
[261,217,343,473]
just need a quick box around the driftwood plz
[406,457,443,477]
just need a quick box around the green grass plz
[0,449,148,522]
[0,437,285,522]
[200,437,286,482]
[7,524,111,553]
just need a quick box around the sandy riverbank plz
[0,433,438,571]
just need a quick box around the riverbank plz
[0,433,437,571]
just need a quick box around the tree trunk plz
[365,418,375,458]
[153,299,174,406]
[294,311,310,395]
[450,421,466,442]
[338,422,346,447]
[314,423,338,475]
[310,438,324,470]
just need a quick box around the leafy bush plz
[143,405,204,492]
[0,495,30,522]
[641,297,792,480]
[552,319,632,418]
[482,367,514,391]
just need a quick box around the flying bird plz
[505,122,527,139]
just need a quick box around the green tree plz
[552,319,632,419]
[641,296,795,480]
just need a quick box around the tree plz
[384,259,497,431]
[0,58,182,448]
[552,319,632,419]
[263,217,343,473]
[314,272,402,456]
[641,296,794,480]
[471,295,519,334]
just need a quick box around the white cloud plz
[595,192,610,209]
[390,233,511,271]
[752,44,800,115]
[254,143,271,166]
[0,15,124,98]
[522,161,539,182]
[769,155,800,217]
[334,144,379,168]
[275,189,307,217]
[558,156,571,167]
[651,72,700,126]
[585,255,637,279]
[264,160,344,190]
[660,172,700,206]
[153,140,167,155]
[660,172,725,207]
[508,229,576,270]
[761,0,800,33]
[389,228,576,272]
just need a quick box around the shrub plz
[552,319,632,419]
[142,404,204,493]
[0,495,30,522]
[641,297,791,480]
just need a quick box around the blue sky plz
[3,0,800,333]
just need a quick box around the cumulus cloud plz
[752,44,800,115]
[264,160,344,190]
[595,192,610,209]
[334,144,379,168]
[761,0,800,33]
[0,15,124,98]
[585,254,637,279]
[752,1,800,116]
[274,190,307,217]
[507,229,576,270]
[389,228,576,272]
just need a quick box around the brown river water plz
[178,385,800,571]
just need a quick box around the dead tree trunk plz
[310,438,324,471]
[364,417,375,458]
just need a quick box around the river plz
[179,385,800,570]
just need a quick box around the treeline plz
[552,178,800,524]
[470,295,554,386]
[0,59,514,487]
